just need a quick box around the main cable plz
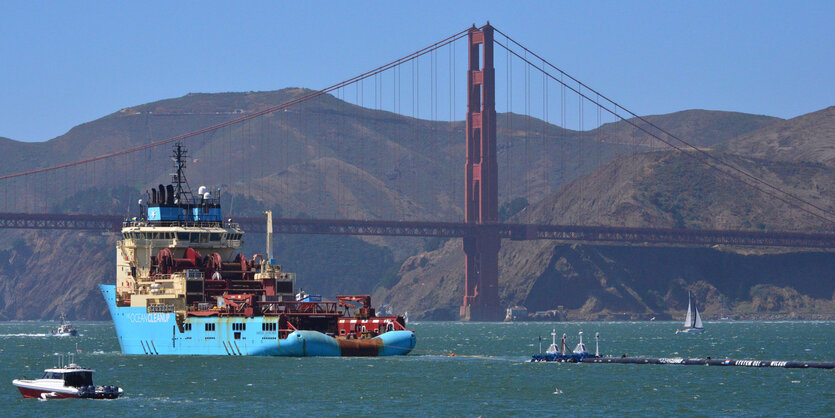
[0,27,472,182]
[491,28,835,225]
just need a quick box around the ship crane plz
[337,295,374,318]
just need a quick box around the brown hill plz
[597,109,779,148]
[1,92,777,224]
[719,106,835,164]
[376,145,835,320]
[0,89,803,320]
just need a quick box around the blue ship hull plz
[99,285,415,356]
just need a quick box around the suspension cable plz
[492,28,835,224]
[0,27,472,182]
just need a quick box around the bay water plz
[2,321,834,416]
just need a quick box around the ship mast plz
[171,142,194,205]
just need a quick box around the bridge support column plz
[461,24,502,321]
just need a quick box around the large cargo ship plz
[100,143,415,356]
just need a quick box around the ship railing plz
[148,303,175,313]
[255,300,339,315]
[121,220,237,229]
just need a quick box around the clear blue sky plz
[1,1,832,142]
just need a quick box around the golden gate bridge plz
[1,24,833,320]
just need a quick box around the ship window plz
[233,323,247,331]
[262,323,276,331]
[190,233,198,241]
[210,233,220,241]
[42,372,63,379]
[184,323,192,331]
[205,323,215,332]
[177,233,188,241]
[64,372,93,388]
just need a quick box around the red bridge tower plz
[461,24,502,321]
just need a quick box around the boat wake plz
[0,333,53,337]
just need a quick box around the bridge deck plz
[1,212,833,249]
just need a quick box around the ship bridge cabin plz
[115,181,295,325]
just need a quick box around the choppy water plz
[2,321,834,416]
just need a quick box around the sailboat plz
[675,291,704,334]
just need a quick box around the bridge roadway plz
[1,212,833,249]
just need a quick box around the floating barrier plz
[531,330,834,370]
[581,357,835,369]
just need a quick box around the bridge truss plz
[2,212,833,250]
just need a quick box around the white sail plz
[683,292,693,328]
[694,306,703,329]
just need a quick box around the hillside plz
[596,109,779,148]
[376,106,835,320]
[0,88,816,320]
[719,106,835,164]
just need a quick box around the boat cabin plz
[42,367,94,388]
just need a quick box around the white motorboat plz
[12,358,122,400]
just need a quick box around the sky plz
[1,1,833,142]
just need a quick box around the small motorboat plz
[12,357,122,400]
[531,330,601,362]
[50,313,78,337]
